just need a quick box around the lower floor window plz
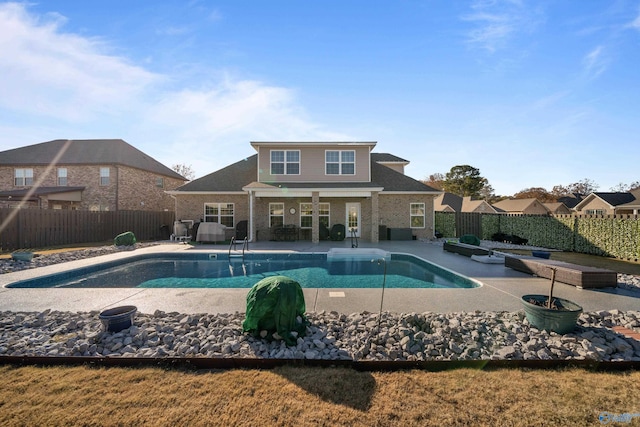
[410,203,425,228]
[204,203,234,227]
[300,203,330,228]
[269,203,284,228]
[585,209,606,215]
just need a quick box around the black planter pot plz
[99,305,137,332]
[521,295,582,334]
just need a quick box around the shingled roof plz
[0,139,185,180]
[173,153,439,193]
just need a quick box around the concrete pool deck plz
[0,240,638,315]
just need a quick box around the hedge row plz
[435,212,640,260]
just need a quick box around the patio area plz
[0,240,638,315]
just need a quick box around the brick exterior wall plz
[378,194,437,240]
[172,193,437,241]
[0,165,184,211]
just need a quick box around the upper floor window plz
[57,168,67,186]
[100,167,110,186]
[14,168,33,186]
[270,150,300,175]
[300,202,330,229]
[325,150,355,175]
[156,177,164,188]
[204,203,234,227]
[585,209,606,215]
[410,203,425,228]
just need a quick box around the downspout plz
[114,165,119,211]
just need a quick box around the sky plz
[0,1,638,196]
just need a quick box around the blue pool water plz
[7,252,480,289]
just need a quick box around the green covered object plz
[459,234,481,246]
[114,231,137,246]
[242,276,308,346]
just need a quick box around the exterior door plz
[346,202,361,238]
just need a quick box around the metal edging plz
[1,356,639,372]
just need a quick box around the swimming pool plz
[7,250,480,289]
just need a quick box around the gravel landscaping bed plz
[1,242,639,362]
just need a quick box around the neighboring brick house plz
[0,139,187,211]
[167,141,441,243]
[573,190,640,215]
[492,198,550,215]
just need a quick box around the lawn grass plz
[0,365,638,426]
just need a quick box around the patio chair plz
[330,224,346,241]
[235,220,248,240]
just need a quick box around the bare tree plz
[421,173,445,190]
[172,164,196,181]
[610,181,640,192]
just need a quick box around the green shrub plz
[114,231,137,246]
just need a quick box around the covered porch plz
[243,182,384,243]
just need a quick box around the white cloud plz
[631,10,640,30]
[0,3,348,178]
[461,0,541,54]
[0,2,161,121]
[582,45,608,79]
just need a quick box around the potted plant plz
[11,250,34,262]
[521,267,583,334]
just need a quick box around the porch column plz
[370,191,379,243]
[248,191,256,242]
[312,191,320,243]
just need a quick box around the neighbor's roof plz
[492,198,546,212]
[435,193,462,212]
[0,139,186,180]
[543,202,571,213]
[574,192,637,210]
[172,153,439,193]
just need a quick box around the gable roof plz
[462,197,498,213]
[557,193,584,209]
[574,192,637,211]
[435,193,462,212]
[493,198,548,213]
[0,139,186,180]
[543,202,571,214]
[172,153,440,193]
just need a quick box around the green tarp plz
[459,234,481,246]
[242,275,308,346]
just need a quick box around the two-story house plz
[167,141,441,243]
[0,139,187,211]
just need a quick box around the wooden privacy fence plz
[0,209,175,251]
